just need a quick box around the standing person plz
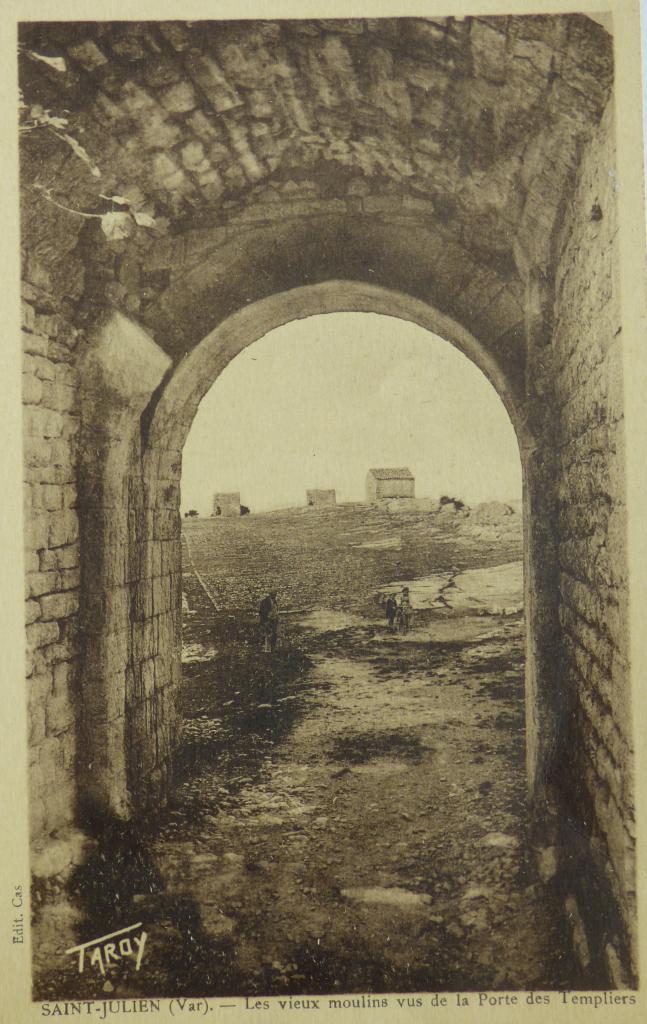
[399,587,413,635]
[259,589,279,652]
[385,593,397,630]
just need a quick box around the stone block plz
[185,53,242,113]
[141,112,181,151]
[29,669,54,715]
[22,329,48,357]
[133,580,154,621]
[30,484,64,512]
[26,571,58,599]
[160,80,198,113]
[23,406,65,439]
[209,141,232,167]
[141,657,156,698]
[48,510,80,549]
[132,619,156,664]
[39,543,79,573]
[158,22,191,51]
[152,575,173,614]
[61,484,78,509]
[44,661,77,737]
[38,771,77,840]
[159,540,178,576]
[25,599,41,626]
[470,20,508,83]
[151,151,180,182]
[23,371,43,405]
[24,256,52,292]
[24,551,39,575]
[596,792,635,898]
[39,591,78,622]
[45,693,76,739]
[588,659,616,711]
[41,381,78,414]
[198,171,224,200]
[29,793,47,842]
[23,439,54,474]
[144,55,182,89]
[68,39,108,71]
[33,313,59,339]
[121,80,158,117]
[26,620,59,652]
[186,109,220,141]
[21,300,35,332]
[152,507,179,541]
[181,140,209,173]
[24,353,57,382]
[38,548,58,573]
[100,586,130,633]
[29,699,46,747]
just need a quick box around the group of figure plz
[385,587,413,634]
[258,585,414,653]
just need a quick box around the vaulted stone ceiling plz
[19,17,613,373]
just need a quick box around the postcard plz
[1,1,646,1021]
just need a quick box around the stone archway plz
[78,280,557,825]
[20,13,634,985]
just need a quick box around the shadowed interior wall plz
[552,101,634,979]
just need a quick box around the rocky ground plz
[32,500,581,999]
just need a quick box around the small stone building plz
[306,489,336,508]
[212,492,241,517]
[366,468,415,502]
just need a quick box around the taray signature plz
[65,922,147,975]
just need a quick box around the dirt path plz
[136,591,575,996]
[32,508,579,999]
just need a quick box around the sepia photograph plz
[4,0,646,1017]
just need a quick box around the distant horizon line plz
[182,495,523,515]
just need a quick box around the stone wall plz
[76,312,172,823]
[552,100,635,982]
[126,438,183,812]
[22,258,85,877]
[23,288,180,868]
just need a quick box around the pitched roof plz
[367,467,414,480]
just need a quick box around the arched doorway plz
[72,283,574,994]
[78,281,559,830]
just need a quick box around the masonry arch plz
[20,14,634,983]
[78,276,560,846]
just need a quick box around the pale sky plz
[181,313,522,515]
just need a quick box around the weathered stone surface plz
[26,571,59,599]
[39,591,78,622]
[26,620,59,652]
[550,100,634,978]
[19,16,612,349]
[17,16,634,984]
